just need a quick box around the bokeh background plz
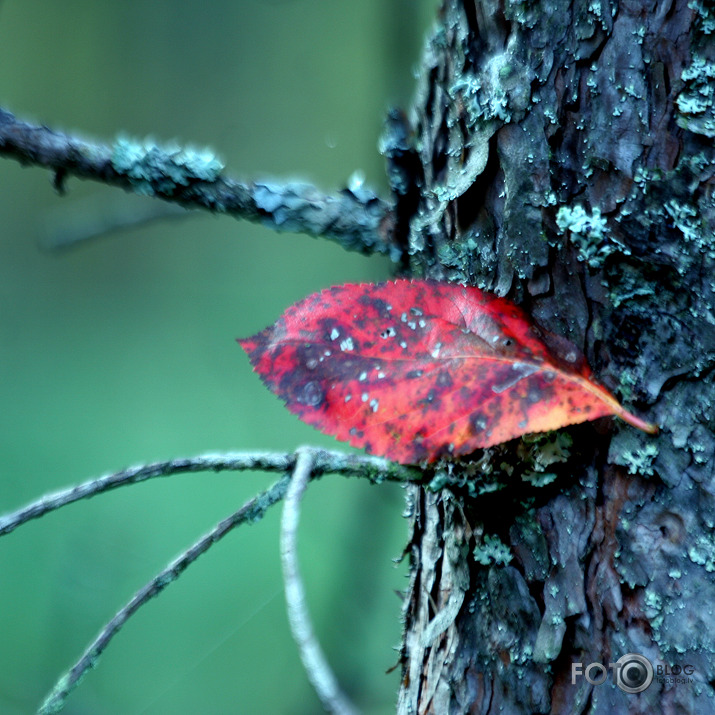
[0,2,436,713]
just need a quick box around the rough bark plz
[391,0,715,712]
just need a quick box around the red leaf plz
[238,280,657,464]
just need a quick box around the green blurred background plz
[0,2,435,713]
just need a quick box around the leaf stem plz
[615,407,659,435]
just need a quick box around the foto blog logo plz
[572,654,654,693]
[572,653,696,693]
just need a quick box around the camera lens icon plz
[615,653,654,693]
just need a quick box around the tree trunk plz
[392,0,715,712]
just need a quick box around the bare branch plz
[281,449,359,715]
[2,447,417,713]
[0,107,399,259]
[37,474,291,715]
[0,448,421,538]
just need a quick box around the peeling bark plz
[392,0,715,712]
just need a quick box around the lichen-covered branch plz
[0,448,421,538]
[0,108,399,259]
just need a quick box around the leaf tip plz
[236,335,255,353]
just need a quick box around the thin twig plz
[0,107,398,259]
[42,196,187,251]
[37,474,291,715]
[0,449,421,538]
[281,449,360,715]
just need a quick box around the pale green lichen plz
[676,55,715,137]
[522,471,558,487]
[688,533,715,572]
[473,533,513,565]
[608,427,660,477]
[512,642,534,666]
[436,240,464,268]
[556,204,627,268]
[450,47,532,130]
[427,460,507,496]
[621,441,659,476]
[664,199,706,245]
[542,190,557,206]
[452,74,510,125]
[503,0,539,29]
[643,587,665,632]
[688,0,715,34]
[110,136,224,195]
[556,204,607,240]
[519,432,572,486]
[586,66,599,92]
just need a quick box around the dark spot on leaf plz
[406,369,424,379]
[418,388,441,410]
[470,413,488,434]
[436,370,453,388]
[296,381,323,407]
